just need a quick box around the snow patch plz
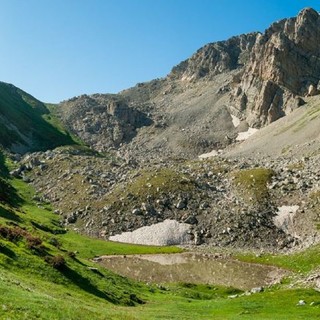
[109,219,192,246]
[231,115,240,128]
[236,128,259,141]
[273,205,299,233]
[199,149,218,159]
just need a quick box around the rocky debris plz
[19,145,320,251]
[58,94,152,152]
[229,286,265,299]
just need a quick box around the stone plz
[67,213,77,224]
[307,84,319,96]
[297,300,306,306]
[183,215,198,225]
[250,287,263,294]
[10,168,22,178]
[132,208,142,215]
[199,202,209,209]
[194,231,202,245]
[176,200,186,209]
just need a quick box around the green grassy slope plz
[0,151,320,319]
[0,82,76,152]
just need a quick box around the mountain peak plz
[168,33,258,81]
[297,7,319,21]
[231,7,320,127]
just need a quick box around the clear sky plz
[1,0,320,103]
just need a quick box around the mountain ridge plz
[50,7,320,161]
[0,81,75,153]
[0,8,319,250]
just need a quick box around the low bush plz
[25,234,43,249]
[45,255,66,270]
[0,225,25,242]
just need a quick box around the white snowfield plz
[231,115,240,128]
[236,127,259,141]
[109,219,192,246]
[198,149,218,159]
[273,205,299,233]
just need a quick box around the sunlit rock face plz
[232,8,320,127]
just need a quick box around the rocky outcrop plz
[56,8,320,158]
[59,94,152,151]
[169,33,258,81]
[231,8,320,126]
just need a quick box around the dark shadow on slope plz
[31,221,66,235]
[59,264,145,306]
[0,152,9,177]
[69,256,87,267]
[0,206,22,223]
[0,82,76,152]
[60,265,123,304]
[0,151,24,207]
[0,178,23,207]
[0,243,16,259]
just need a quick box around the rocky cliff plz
[56,8,320,158]
[4,7,320,252]
[59,94,152,151]
[169,33,257,81]
[231,7,320,126]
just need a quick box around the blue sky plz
[1,0,320,103]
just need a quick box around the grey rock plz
[297,300,306,306]
[176,200,187,209]
[250,287,263,294]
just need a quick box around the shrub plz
[67,251,76,258]
[25,234,43,249]
[0,225,47,254]
[0,225,25,242]
[45,255,66,270]
[47,237,61,248]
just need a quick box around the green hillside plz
[0,82,75,152]
[0,150,319,319]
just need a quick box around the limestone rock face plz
[232,8,320,126]
[169,33,258,81]
[59,94,152,151]
[56,8,320,158]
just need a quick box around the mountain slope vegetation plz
[0,107,319,318]
[0,149,320,319]
[0,82,76,153]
